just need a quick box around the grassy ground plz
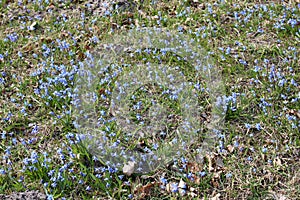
[0,0,299,199]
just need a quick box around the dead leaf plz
[213,171,222,179]
[76,51,85,61]
[274,157,282,166]
[165,183,171,193]
[211,177,219,188]
[60,31,69,38]
[134,181,157,198]
[207,155,214,172]
[216,157,224,168]
[191,174,200,184]
[227,145,234,153]
[187,162,202,173]
[29,21,38,31]
[46,3,56,11]
[40,37,52,43]
[210,193,221,200]
[267,191,290,200]
[178,179,186,189]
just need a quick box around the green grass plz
[0,0,299,199]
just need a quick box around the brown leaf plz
[186,162,202,173]
[134,182,157,198]
[46,4,56,11]
[191,174,200,184]
[213,171,223,179]
[76,51,85,61]
[60,31,69,38]
[98,88,106,95]
[40,37,52,44]
[227,145,234,153]
[211,179,219,187]
[274,157,282,166]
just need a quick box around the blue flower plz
[30,151,39,164]
[226,173,232,178]
[255,123,261,131]
[6,33,18,42]
[171,182,178,192]
[200,171,206,177]
[0,168,6,175]
[160,176,168,185]
[86,186,91,191]
[245,123,251,129]
[262,147,268,153]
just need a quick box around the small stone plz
[123,161,136,176]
